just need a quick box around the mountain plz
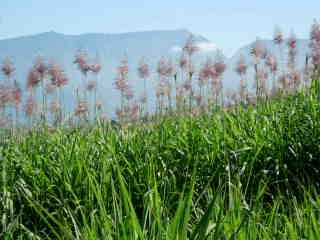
[0,30,311,117]
[224,39,310,92]
[0,30,219,116]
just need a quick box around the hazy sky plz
[1,1,319,56]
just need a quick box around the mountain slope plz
[0,30,218,115]
[224,39,310,91]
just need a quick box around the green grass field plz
[1,90,320,239]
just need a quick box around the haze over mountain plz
[0,30,311,116]
[0,29,220,116]
[223,39,310,91]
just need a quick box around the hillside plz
[2,90,320,238]
[224,39,310,91]
[0,30,219,115]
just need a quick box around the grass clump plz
[1,91,320,239]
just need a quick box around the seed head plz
[214,60,226,76]
[273,26,284,45]
[27,68,41,89]
[12,81,22,106]
[114,73,129,92]
[290,70,301,89]
[287,31,297,50]
[25,95,37,117]
[0,116,9,128]
[0,84,11,106]
[287,31,297,68]
[124,88,134,100]
[49,100,60,113]
[90,63,102,74]
[116,108,125,120]
[1,57,15,78]
[74,50,90,75]
[75,100,88,116]
[130,103,140,121]
[157,57,174,77]
[183,35,199,56]
[199,58,216,80]
[87,80,97,91]
[182,81,192,91]
[257,68,268,93]
[139,92,147,103]
[235,55,248,75]
[310,20,320,67]
[194,94,202,106]
[96,101,103,111]
[311,20,320,42]
[118,57,129,76]
[49,62,68,87]
[179,54,188,69]
[137,58,150,79]
[279,73,289,90]
[251,39,267,60]
[34,57,48,78]
[45,83,56,94]
[266,55,278,73]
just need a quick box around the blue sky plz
[1,1,319,56]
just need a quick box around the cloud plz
[170,42,218,53]
[171,46,182,52]
[196,42,218,52]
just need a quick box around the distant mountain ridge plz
[224,38,310,90]
[0,29,219,116]
[0,30,311,116]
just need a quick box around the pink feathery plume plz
[289,70,301,89]
[137,59,150,79]
[49,100,60,114]
[114,73,129,92]
[199,58,215,80]
[75,100,88,116]
[157,58,166,76]
[257,68,268,91]
[96,101,103,111]
[12,81,22,106]
[288,32,297,50]
[310,20,320,67]
[194,94,202,106]
[48,62,68,87]
[27,68,41,89]
[130,102,140,121]
[273,26,284,45]
[87,80,97,91]
[235,55,248,75]
[116,107,125,120]
[89,63,102,74]
[118,58,129,76]
[251,39,267,60]
[214,60,226,77]
[0,84,12,106]
[139,92,147,104]
[1,57,15,78]
[182,81,192,91]
[179,54,188,69]
[279,73,290,90]
[124,88,134,100]
[45,82,56,94]
[157,57,174,78]
[287,31,297,69]
[34,57,48,78]
[74,50,90,75]
[183,34,199,56]
[25,95,37,117]
[266,55,278,73]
